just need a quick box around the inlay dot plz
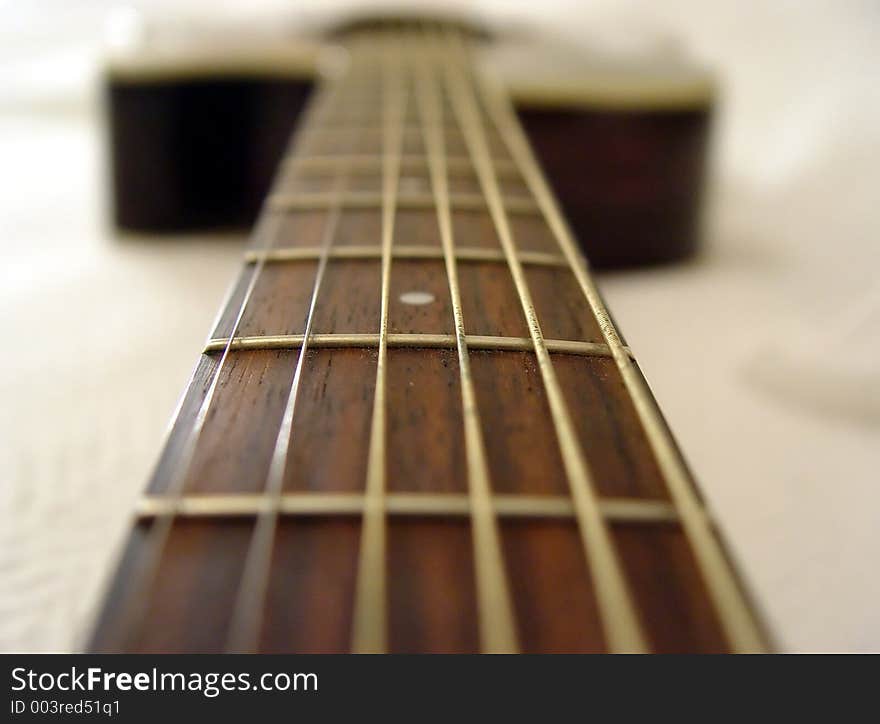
[399,291,435,306]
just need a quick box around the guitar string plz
[222,73,370,652]
[471,45,768,653]
[350,30,407,654]
[267,190,540,214]
[413,33,519,653]
[99,59,352,651]
[441,28,649,653]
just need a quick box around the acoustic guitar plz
[89,14,769,653]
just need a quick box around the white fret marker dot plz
[399,291,435,306]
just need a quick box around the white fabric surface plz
[1,1,878,652]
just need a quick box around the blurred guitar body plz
[106,13,713,268]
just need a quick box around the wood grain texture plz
[93,519,253,653]
[501,519,606,652]
[387,349,466,493]
[613,522,728,652]
[553,354,669,500]
[260,517,361,653]
[469,350,568,496]
[388,519,479,653]
[147,354,219,495]
[183,350,298,494]
[282,349,376,493]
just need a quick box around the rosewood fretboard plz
[89,28,766,653]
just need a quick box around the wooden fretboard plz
[89,27,767,653]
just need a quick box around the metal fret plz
[300,124,465,138]
[415,44,518,653]
[243,245,568,268]
[443,32,649,653]
[135,493,680,524]
[267,190,539,214]
[203,333,632,359]
[295,125,467,152]
[283,154,518,176]
[474,43,768,653]
[350,41,407,654]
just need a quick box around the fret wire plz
[283,154,518,176]
[351,36,407,654]
[297,125,465,141]
[223,107,364,654]
[442,30,649,654]
[203,333,632,359]
[104,83,340,650]
[243,245,569,268]
[267,190,539,214]
[475,51,768,654]
[414,39,519,653]
[135,493,680,524]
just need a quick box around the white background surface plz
[1,1,878,652]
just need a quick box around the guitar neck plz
[89,26,767,654]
